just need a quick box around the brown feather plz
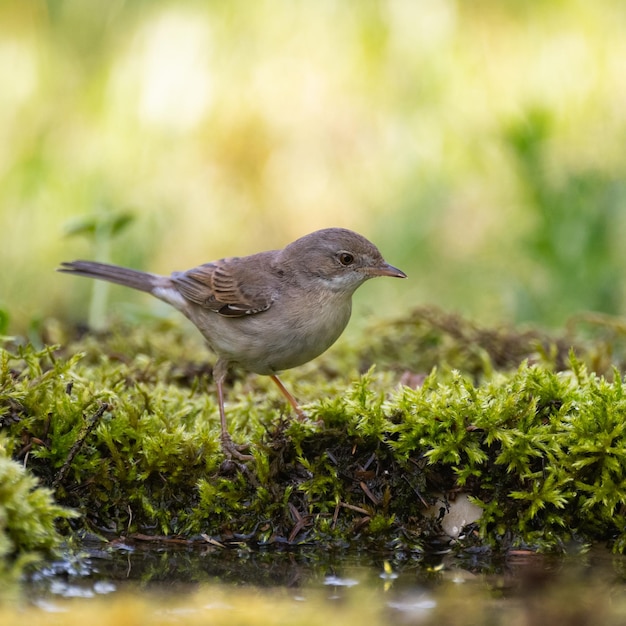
[171,255,277,316]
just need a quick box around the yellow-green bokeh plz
[1,0,625,332]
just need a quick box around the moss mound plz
[2,308,626,555]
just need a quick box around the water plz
[5,539,626,625]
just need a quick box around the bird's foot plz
[292,407,324,428]
[220,433,253,461]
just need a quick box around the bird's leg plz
[213,362,252,461]
[270,375,307,421]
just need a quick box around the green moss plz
[0,444,75,586]
[3,309,626,554]
[0,453,69,554]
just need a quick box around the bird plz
[58,227,406,460]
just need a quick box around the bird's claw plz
[220,434,253,461]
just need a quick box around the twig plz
[52,402,109,489]
[340,502,370,515]
[359,481,380,506]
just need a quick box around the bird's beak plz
[369,263,407,279]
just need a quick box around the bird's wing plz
[171,257,276,317]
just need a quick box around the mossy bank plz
[3,307,626,566]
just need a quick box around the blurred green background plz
[1,0,625,335]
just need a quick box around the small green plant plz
[63,204,135,330]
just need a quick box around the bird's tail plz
[58,261,160,294]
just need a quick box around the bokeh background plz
[2,0,625,335]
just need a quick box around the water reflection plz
[11,540,626,625]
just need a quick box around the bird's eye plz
[338,252,354,266]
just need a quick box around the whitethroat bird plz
[59,228,407,460]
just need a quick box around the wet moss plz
[3,308,626,556]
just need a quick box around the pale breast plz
[185,291,353,375]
